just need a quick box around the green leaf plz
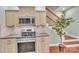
[52,11,75,38]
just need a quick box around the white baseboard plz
[49,43,59,46]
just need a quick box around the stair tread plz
[64,41,79,45]
[64,35,77,40]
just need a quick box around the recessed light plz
[62,8,65,11]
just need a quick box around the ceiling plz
[49,6,74,12]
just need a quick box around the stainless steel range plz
[16,27,36,53]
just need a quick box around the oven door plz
[18,42,35,53]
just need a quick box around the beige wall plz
[0,38,17,53]
[19,6,35,16]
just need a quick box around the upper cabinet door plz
[5,10,19,27]
[35,11,46,26]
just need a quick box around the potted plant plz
[52,11,74,52]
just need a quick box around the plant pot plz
[59,44,65,52]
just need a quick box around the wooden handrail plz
[46,7,59,19]
[46,7,60,26]
[46,15,56,23]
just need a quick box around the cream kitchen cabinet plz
[5,10,19,27]
[0,38,17,53]
[35,11,46,26]
[36,33,49,53]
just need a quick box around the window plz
[21,32,36,38]
[25,18,30,23]
[32,18,35,24]
[19,16,35,25]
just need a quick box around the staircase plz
[46,7,79,52]
[46,7,59,26]
[63,34,79,47]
